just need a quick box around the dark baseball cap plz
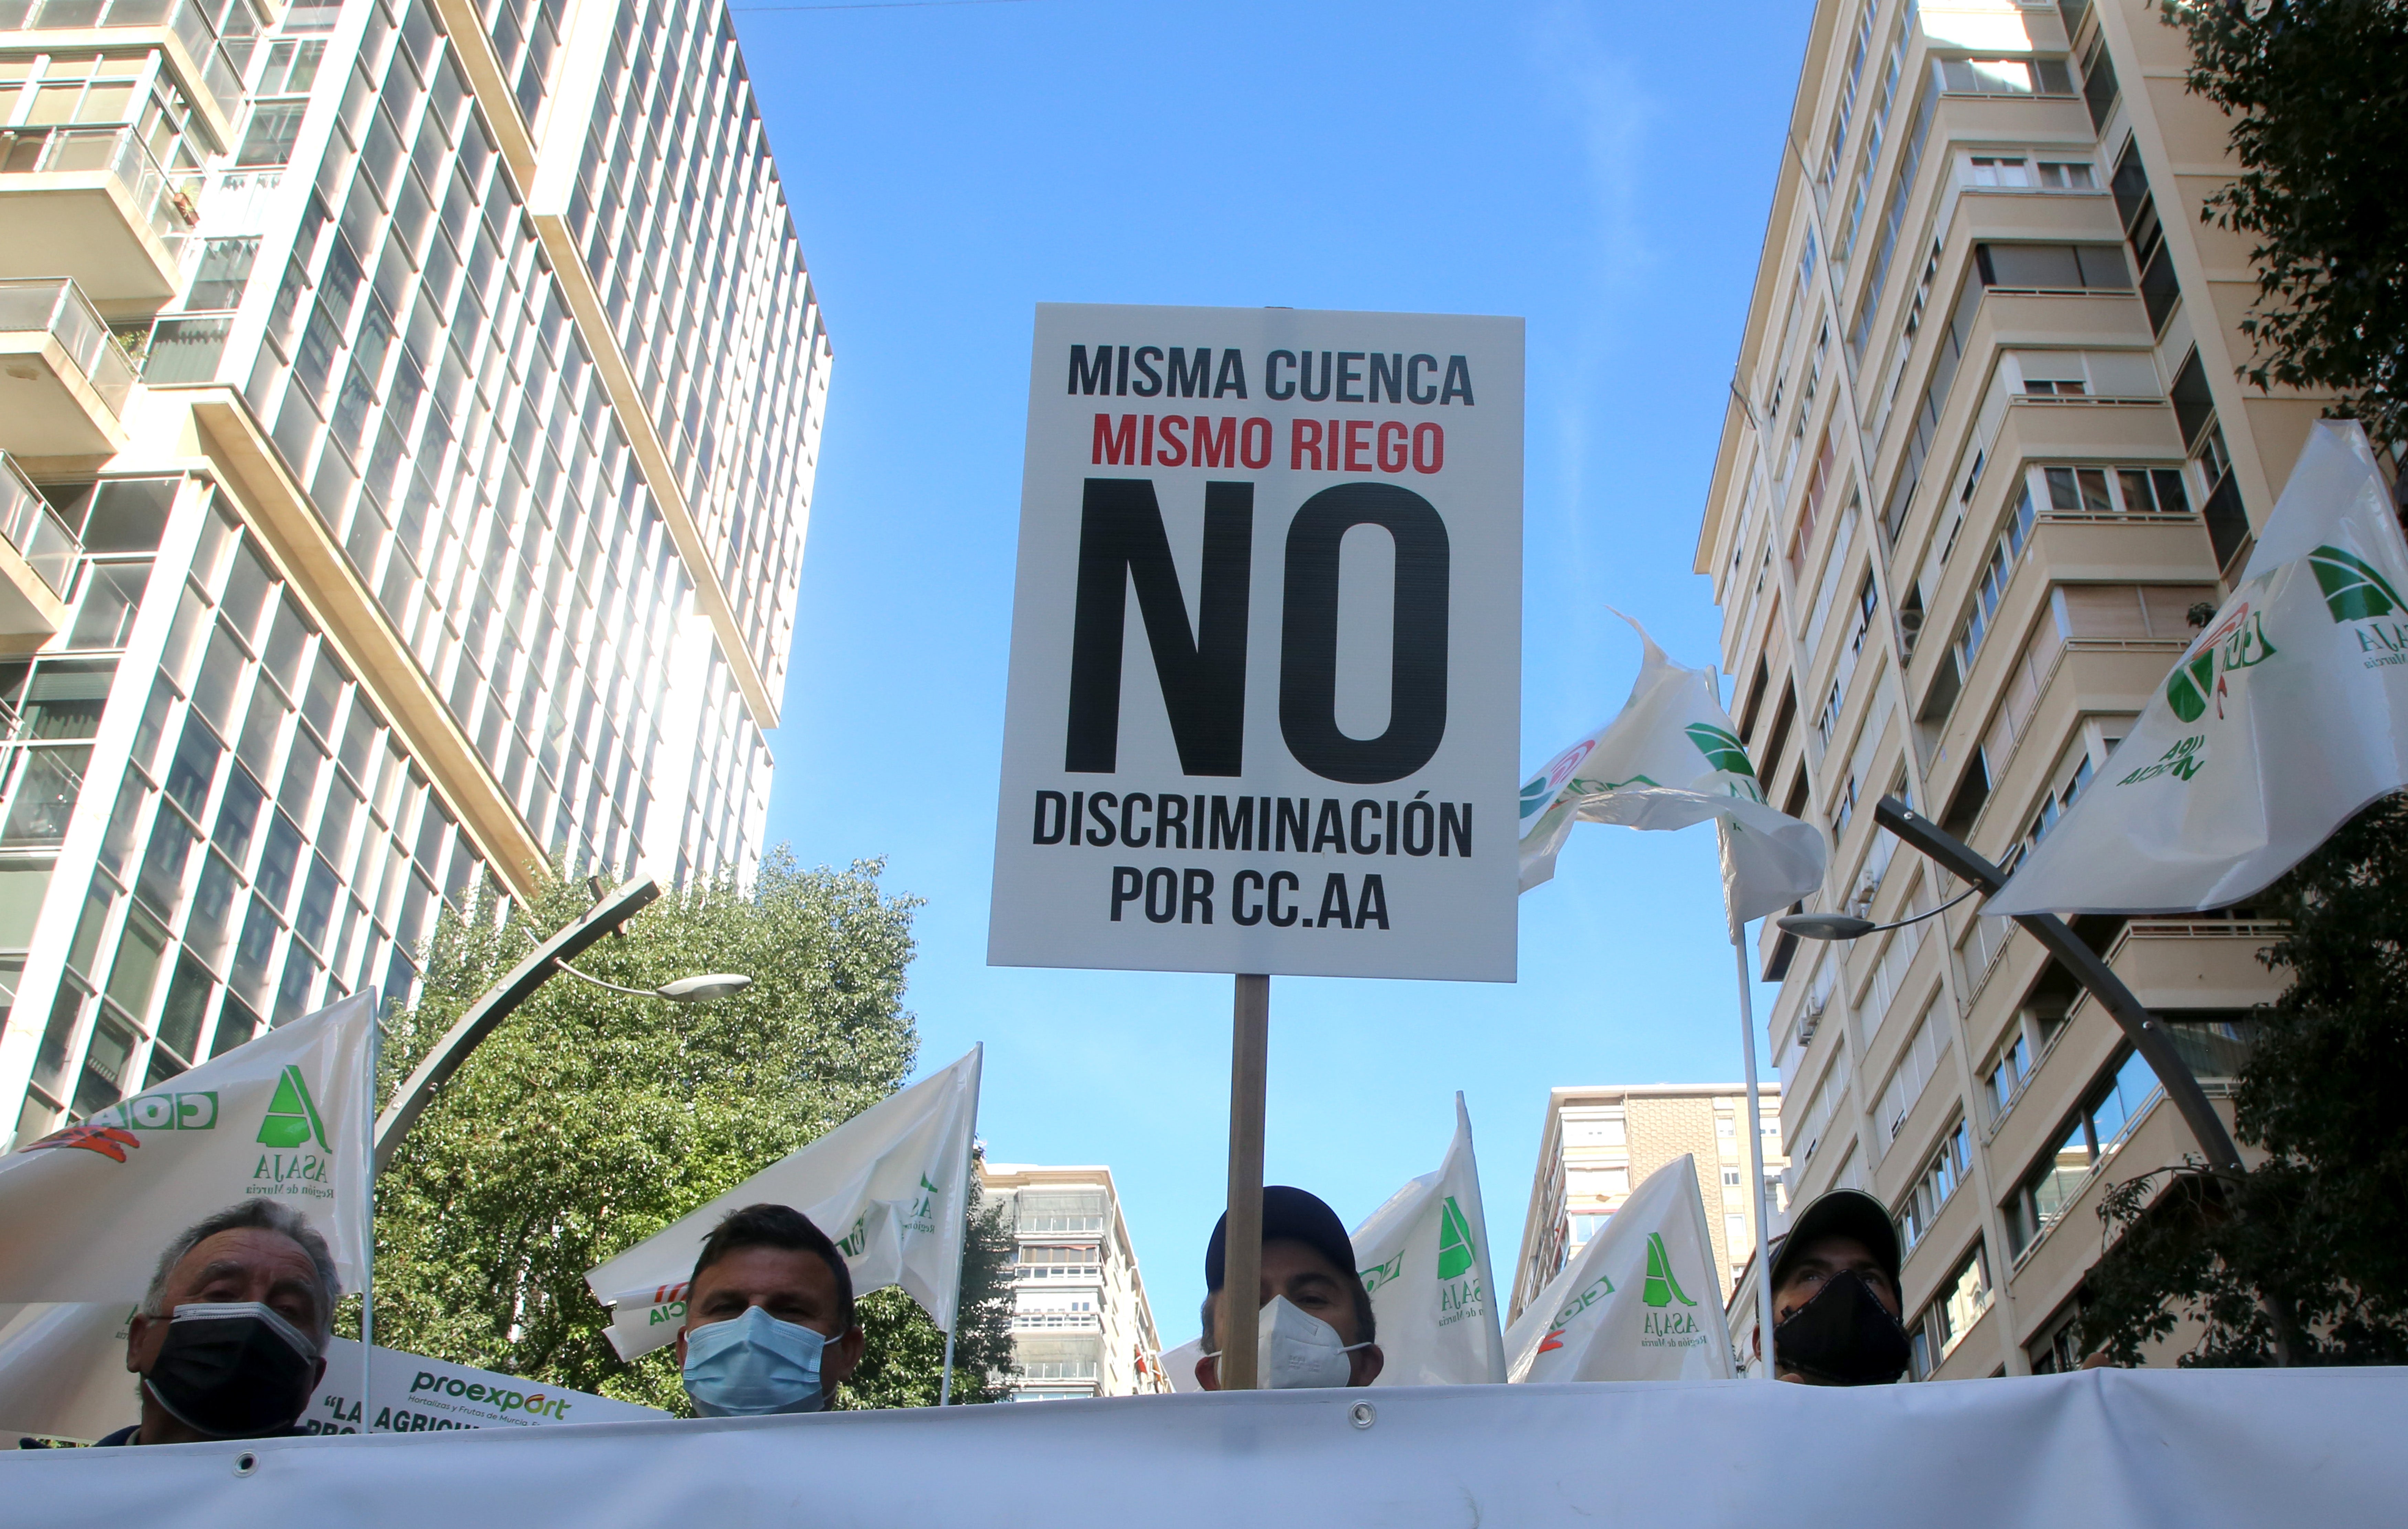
[1766,1188,1901,1293]
[1205,1186,1357,1291]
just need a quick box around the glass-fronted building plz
[0,0,827,1143]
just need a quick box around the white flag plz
[1503,1156,1732,1383]
[1989,422,2408,914]
[586,1046,981,1360]
[1350,1094,1507,1386]
[1518,614,1825,922]
[0,1301,141,1443]
[0,990,374,1304]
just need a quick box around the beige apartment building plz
[1508,1083,1785,1323]
[1696,0,2326,1379]
[981,1163,1171,1401]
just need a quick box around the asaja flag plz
[1518,613,1825,922]
[1503,1156,1732,1383]
[0,990,373,1303]
[1990,422,2408,914]
[1349,1094,1507,1386]
[587,1046,981,1359]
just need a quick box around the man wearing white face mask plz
[674,1204,866,1416]
[1195,1186,1383,1390]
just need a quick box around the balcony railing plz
[0,277,137,413]
[1,0,253,122]
[0,454,80,599]
[0,123,202,259]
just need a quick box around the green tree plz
[371,852,1011,1411]
[2161,0,2408,441]
[2077,795,2408,1365]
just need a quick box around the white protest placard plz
[989,304,1523,982]
[304,1337,665,1435]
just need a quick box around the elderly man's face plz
[127,1227,328,1378]
[1771,1234,1900,1324]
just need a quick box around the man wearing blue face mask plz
[1194,1186,1383,1390]
[675,1204,865,1417]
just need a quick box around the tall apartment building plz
[0,0,828,1146]
[1696,0,2317,1379]
[1507,1083,1785,1323]
[981,1163,1170,1401]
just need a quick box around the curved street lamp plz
[370,876,754,1174]
[1775,884,1982,943]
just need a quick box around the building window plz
[2003,1049,2161,1257]
[1907,1244,1994,1378]
[235,102,305,167]
[1934,56,2075,96]
[1967,155,2032,187]
[2078,32,2120,129]
[2038,160,2095,189]
[1896,1118,1972,1254]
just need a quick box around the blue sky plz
[735,0,1808,1341]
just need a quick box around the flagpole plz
[937,1043,982,1407]
[1716,826,1778,1383]
[360,996,378,1429]
[1220,973,1270,1389]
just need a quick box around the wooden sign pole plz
[1218,973,1271,1389]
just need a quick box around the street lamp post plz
[1780,797,2242,1174]
[370,876,754,1173]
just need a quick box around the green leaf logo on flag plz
[1683,723,1757,778]
[1640,1231,1697,1310]
[1436,1196,1477,1281]
[255,1065,330,1151]
[2166,650,2218,724]
[2308,544,2406,622]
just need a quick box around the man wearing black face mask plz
[101,1201,338,1444]
[1762,1189,1911,1386]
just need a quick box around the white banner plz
[1350,1094,1507,1386]
[0,991,374,1304]
[988,303,1524,983]
[586,1048,981,1358]
[1516,615,1823,922]
[1990,421,2408,914]
[1503,1157,1732,1383]
[8,1370,2399,1526]
[303,1338,665,1435]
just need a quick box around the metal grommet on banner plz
[1349,1402,1376,1430]
[233,1452,258,1477]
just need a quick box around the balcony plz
[0,453,77,650]
[1,0,254,141]
[0,279,133,456]
[0,124,201,309]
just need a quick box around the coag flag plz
[1349,1094,1507,1386]
[0,991,374,1304]
[1990,422,2408,914]
[587,1047,982,1359]
[1518,614,1825,921]
[1503,1157,1732,1383]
